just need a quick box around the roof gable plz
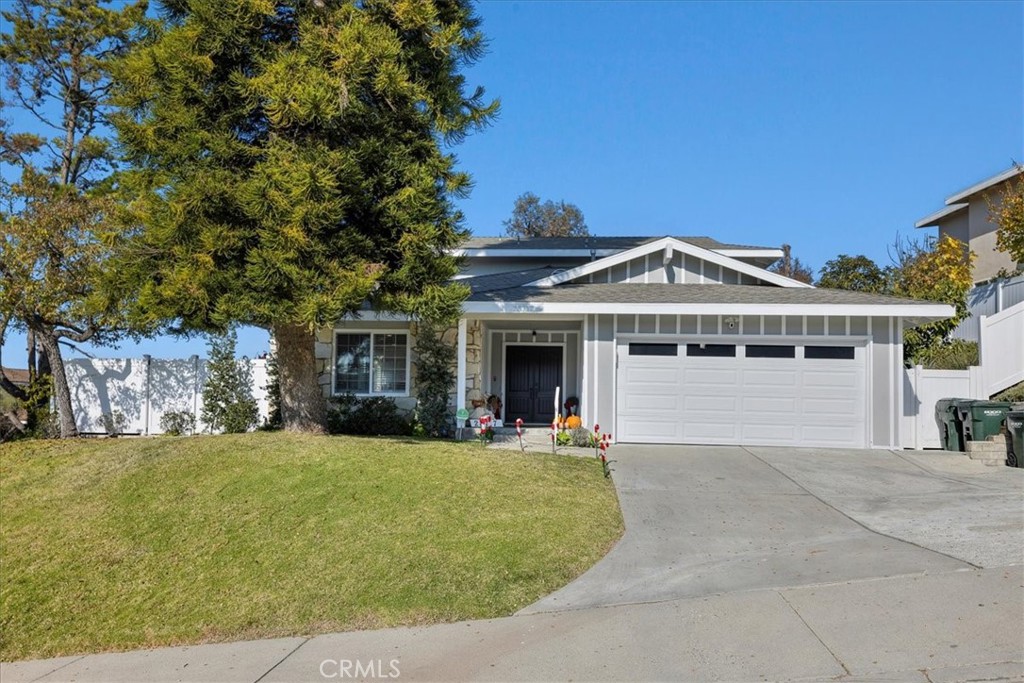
[525,237,812,289]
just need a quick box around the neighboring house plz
[318,235,952,450]
[915,165,1023,283]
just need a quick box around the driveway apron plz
[522,445,971,613]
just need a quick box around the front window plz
[335,332,408,395]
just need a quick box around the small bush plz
[993,381,1024,403]
[555,430,573,446]
[914,339,979,370]
[327,395,411,436]
[570,427,597,448]
[160,410,196,436]
[202,330,258,434]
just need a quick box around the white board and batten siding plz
[580,314,905,450]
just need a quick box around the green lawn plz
[0,433,622,661]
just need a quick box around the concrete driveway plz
[525,445,1021,612]
[4,446,1023,683]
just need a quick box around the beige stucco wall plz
[967,190,1016,282]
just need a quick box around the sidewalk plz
[4,566,1022,683]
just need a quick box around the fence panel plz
[902,365,984,449]
[66,356,269,435]
[980,302,1024,397]
[953,274,1024,343]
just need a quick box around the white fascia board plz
[462,300,954,320]
[945,166,1022,204]
[715,248,785,259]
[914,203,967,228]
[524,237,813,289]
[451,248,620,258]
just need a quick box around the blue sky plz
[2,0,1021,362]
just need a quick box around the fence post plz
[996,278,1004,314]
[191,354,200,430]
[917,366,925,450]
[143,354,152,435]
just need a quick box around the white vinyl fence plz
[902,365,985,450]
[980,302,1024,398]
[65,356,270,435]
[952,274,1024,343]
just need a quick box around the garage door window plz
[805,345,856,360]
[629,343,678,356]
[686,343,736,357]
[746,345,796,359]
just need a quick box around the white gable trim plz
[525,237,812,289]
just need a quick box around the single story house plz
[318,235,953,449]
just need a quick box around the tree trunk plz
[36,330,79,438]
[273,323,327,433]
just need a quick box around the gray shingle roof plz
[460,267,563,294]
[468,283,941,307]
[460,236,777,252]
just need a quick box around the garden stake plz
[593,423,600,459]
[551,421,557,454]
[516,418,525,452]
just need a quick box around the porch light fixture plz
[531,330,537,341]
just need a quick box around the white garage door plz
[616,339,867,448]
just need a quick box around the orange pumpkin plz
[566,415,582,429]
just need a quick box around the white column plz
[456,318,467,413]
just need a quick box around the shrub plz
[914,339,979,370]
[555,430,573,446]
[160,410,196,436]
[413,322,456,437]
[570,427,596,448]
[202,330,258,434]
[993,381,1024,403]
[327,395,411,436]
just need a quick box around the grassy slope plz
[0,433,622,661]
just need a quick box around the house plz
[317,235,953,449]
[915,165,1023,283]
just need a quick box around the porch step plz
[965,435,1009,466]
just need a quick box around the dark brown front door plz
[505,346,563,424]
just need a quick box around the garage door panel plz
[803,369,859,388]
[741,424,798,442]
[741,370,798,387]
[803,397,862,416]
[683,368,739,385]
[617,339,868,448]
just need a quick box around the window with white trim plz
[334,332,409,395]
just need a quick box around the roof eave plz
[944,166,1023,205]
[462,301,954,321]
[914,203,968,228]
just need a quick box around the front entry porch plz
[456,318,583,428]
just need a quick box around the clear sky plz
[3,0,1022,363]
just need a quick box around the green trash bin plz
[956,400,1012,442]
[935,398,964,451]
[1006,410,1024,468]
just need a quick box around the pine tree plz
[202,330,258,434]
[112,0,497,432]
[0,0,146,438]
